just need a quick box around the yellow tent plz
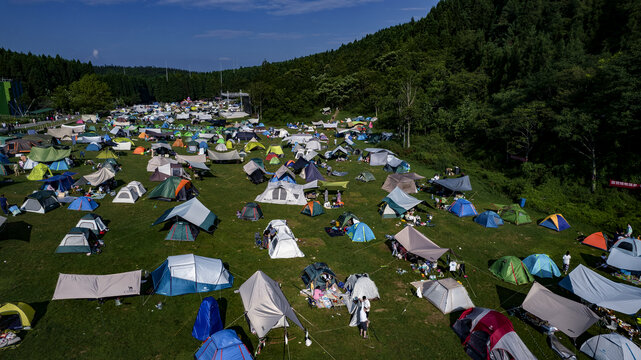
[244,141,265,152]
[0,302,36,329]
[27,163,52,181]
[265,145,284,155]
[113,137,134,144]
[225,140,234,149]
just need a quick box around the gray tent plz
[559,264,641,314]
[355,171,375,182]
[394,226,449,261]
[243,160,265,176]
[175,154,207,164]
[434,175,472,192]
[580,334,641,360]
[208,149,241,162]
[380,187,423,218]
[238,271,304,338]
[73,167,115,187]
[381,173,425,193]
[52,270,141,300]
[369,152,388,166]
[412,278,474,314]
[523,282,599,338]
[607,237,641,272]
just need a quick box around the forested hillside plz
[2,0,640,200]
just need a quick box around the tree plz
[51,85,71,111]
[397,73,418,148]
[555,109,600,192]
[68,74,112,113]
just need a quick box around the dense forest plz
[1,0,641,201]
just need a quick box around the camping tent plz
[381,173,424,193]
[73,167,115,187]
[522,282,599,338]
[49,159,71,171]
[27,163,52,181]
[448,198,478,217]
[337,212,359,227]
[20,190,60,214]
[580,334,641,360]
[345,274,380,300]
[379,187,423,218]
[453,308,537,360]
[347,222,375,242]
[244,141,265,152]
[539,214,570,231]
[265,145,283,155]
[133,146,146,155]
[301,163,325,182]
[495,204,532,225]
[522,254,561,278]
[301,201,324,216]
[412,278,474,314]
[55,227,96,253]
[192,297,223,341]
[271,166,296,184]
[434,175,472,192]
[355,171,375,182]
[254,181,309,206]
[27,146,70,162]
[582,232,609,250]
[394,226,449,261]
[96,149,118,159]
[152,254,233,296]
[113,181,146,204]
[489,256,534,285]
[67,196,99,211]
[0,302,35,330]
[301,263,336,290]
[75,213,108,234]
[86,142,102,151]
[208,149,241,163]
[52,270,142,300]
[39,172,75,192]
[267,220,304,259]
[238,271,305,338]
[474,211,503,228]
[147,177,198,201]
[607,237,641,271]
[239,202,263,221]
[165,221,200,241]
[195,329,253,360]
[559,264,641,314]
[153,197,218,233]
[147,156,178,172]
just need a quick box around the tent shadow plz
[30,300,50,328]
[579,253,602,267]
[495,285,527,311]
[217,297,227,326]
[228,325,254,355]
[449,310,465,327]
[0,221,33,242]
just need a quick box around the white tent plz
[607,237,641,272]
[23,158,39,170]
[345,274,380,300]
[581,334,641,360]
[412,278,474,314]
[214,143,227,152]
[113,181,146,204]
[255,181,310,206]
[75,214,108,233]
[146,156,177,172]
[52,270,141,300]
[73,167,115,187]
[112,141,131,151]
[265,220,304,259]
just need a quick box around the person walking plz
[0,194,9,215]
[563,251,571,275]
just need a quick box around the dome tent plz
[0,302,35,331]
[75,213,108,235]
[474,210,503,228]
[239,202,263,221]
[489,256,534,285]
[347,222,375,242]
[448,198,478,217]
[522,254,561,278]
[539,213,570,231]
[192,297,223,341]
[345,274,380,300]
[67,196,99,211]
[582,231,609,250]
[152,254,233,296]
[301,200,324,217]
[412,278,474,314]
[56,227,97,253]
[195,329,253,360]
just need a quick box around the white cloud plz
[92,49,99,58]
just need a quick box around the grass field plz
[0,127,616,359]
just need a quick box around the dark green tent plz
[495,204,532,225]
[301,201,325,217]
[165,221,199,241]
[355,171,376,182]
[489,256,534,285]
[337,212,359,227]
[301,262,336,290]
[240,202,263,221]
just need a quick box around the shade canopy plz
[52,270,141,300]
[394,226,448,261]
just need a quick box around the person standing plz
[362,296,370,318]
[0,194,8,215]
[626,223,633,237]
[449,259,458,277]
[358,298,369,339]
[563,251,571,274]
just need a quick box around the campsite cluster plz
[0,101,640,360]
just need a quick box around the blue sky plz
[0,0,439,72]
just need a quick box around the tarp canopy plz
[380,187,423,215]
[381,173,423,193]
[559,264,641,314]
[238,271,304,338]
[522,282,599,338]
[52,270,141,300]
[394,226,448,261]
[73,167,115,187]
[152,197,217,232]
[28,147,71,162]
[175,154,206,164]
[434,175,472,192]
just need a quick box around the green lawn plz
[0,129,614,359]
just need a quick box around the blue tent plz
[67,196,99,211]
[199,141,209,149]
[40,172,76,191]
[192,297,223,341]
[448,198,478,217]
[49,159,70,171]
[522,254,561,278]
[0,153,10,164]
[539,214,571,231]
[103,134,111,142]
[85,143,101,151]
[152,254,233,296]
[347,222,375,242]
[474,210,504,228]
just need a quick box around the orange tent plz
[138,132,149,139]
[133,146,146,155]
[582,232,608,250]
[172,138,185,147]
[175,179,192,197]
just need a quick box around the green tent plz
[269,157,281,165]
[147,177,197,201]
[28,147,71,162]
[165,221,199,241]
[301,201,325,217]
[489,256,534,285]
[337,212,359,227]
[96,149,118,159]
[495,204,532,225]
[27,163,52,181]
[355,171,376,182]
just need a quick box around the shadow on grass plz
[0,221,33,242]
[579,252,602,267]
[496,285,527,311]
[30,301,50,328]
[217,297,227,326]
[228,325,254,355]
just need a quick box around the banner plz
[609,180,640,189]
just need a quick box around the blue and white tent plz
[474,211,504,228]
[192,297,223,341]
[67,196,99,211]
[347,222,375,242]
[522,254,561,278]
[152,254,233,296]
[85,142,102,151]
